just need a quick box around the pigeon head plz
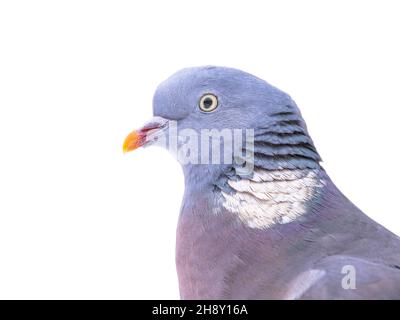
[123,66,321,187]
[151,66,290,130]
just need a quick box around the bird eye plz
[199,94,218,112]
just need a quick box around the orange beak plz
[122,130,144,153]
[122,117,169,153]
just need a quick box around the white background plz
[0,1,399,299]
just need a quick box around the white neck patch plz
[220,169,326,229]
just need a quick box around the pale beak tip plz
[122,130,141,153]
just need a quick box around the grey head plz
[149,66,321,186]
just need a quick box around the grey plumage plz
[125,66,400,299]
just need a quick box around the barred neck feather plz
[252,108,321,171]
[215,106,326,229]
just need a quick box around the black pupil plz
[203,97,213,108]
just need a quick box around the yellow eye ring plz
[199,94,218,112]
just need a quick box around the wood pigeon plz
[123,66,400,299]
